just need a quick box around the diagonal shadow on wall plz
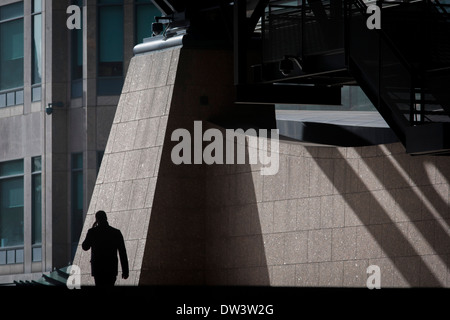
[138,113,271,285]
[410,156,450,223]
[353,146,450,282]
[202,123,272,286]
[305,145,443,287]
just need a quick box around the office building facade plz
[0,0,159,284]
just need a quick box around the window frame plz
[97,0,124,96]
[31,156,42,262]
[0,1,24,107]
[0,158,25,265]
[31,0,42,102]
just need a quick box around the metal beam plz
[248,0,270,34]
[406,122,450,155]
[236,84,342,105]
[164,0,185,12]
[151,0,174,16]
[234,0,248,85]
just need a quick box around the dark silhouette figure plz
[82,210,129,286]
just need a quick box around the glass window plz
[0,17,24,91]
[32,156,41,172]
[32,86,41,102]
[32,0,42,14]
[0,2,24,94]
[71,28,83,80]
[32,0,42,102]
[71,0,83,82]
[0,159,24,176]
[32,13,42,85]
[71,153,83,260]
[32,246,41,262]
[135,1,160,44]
[15,90,23,104]
[6,250,15,264]
[31,177,41,244]
[32,157,42,246]
[15,248,23,263]
[6,91,15,106]
[0,159,24,249]
[0,2,23,20]
[98,5,124,77]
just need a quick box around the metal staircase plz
[259,0,450,154]
[347,0,450,153]
[145,0,450,153]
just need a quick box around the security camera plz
[45,102,63,115]
[152,22,164,36]
[279,58,294,76]
[279,56,303,76]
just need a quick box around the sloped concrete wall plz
[73,45,238,285]
[137,47,237,285]
[74,44,450,287]
[73,46,182,285]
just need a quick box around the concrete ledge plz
[133,34,184,56]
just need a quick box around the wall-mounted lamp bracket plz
[46,102,64,115]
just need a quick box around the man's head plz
[95,210,108,224]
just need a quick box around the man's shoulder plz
[88,225,118,233]
[88,225,123,238]
[107,225,123,236]
[108,225,120,232]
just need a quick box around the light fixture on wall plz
[45,102,64,115]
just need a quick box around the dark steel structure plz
[151,0,450,154]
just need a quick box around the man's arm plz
[117,231,129,279]
[81,229,92,251]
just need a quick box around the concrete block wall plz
[73,44,450,287]
[204,140,450,287]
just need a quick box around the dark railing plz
[434,0,450,19]
[261,0,450,127]
[347,0,418,127]
[262,0,345,63]
[346,0,450,126]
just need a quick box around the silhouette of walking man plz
[82,210,129,286]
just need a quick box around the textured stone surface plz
[73,47,181,285]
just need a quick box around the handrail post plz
[344,0,349,66]
[302,0,305,62]
[410,80,415,125]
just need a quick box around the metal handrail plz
[352,0,415,75]
[433,0,450,19]
[347,0,421,124]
